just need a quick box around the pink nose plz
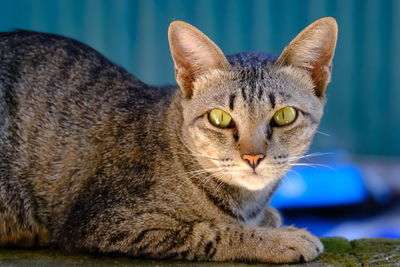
[241,154,265,169]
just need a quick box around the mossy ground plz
[0,238,399,266]
[319,237,400,266]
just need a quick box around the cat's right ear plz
[168,21,230,99]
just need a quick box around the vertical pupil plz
[273,107,296,126]
[209,109,231,128]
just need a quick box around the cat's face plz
[169,18,337,191]
[180,65,323,190]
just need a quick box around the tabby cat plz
[0,17,337,263]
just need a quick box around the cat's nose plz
[241,154,265,169]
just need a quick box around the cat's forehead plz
[193,62,316,113]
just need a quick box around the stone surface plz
[0,238,399,266]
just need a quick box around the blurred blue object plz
[271,163,369,209]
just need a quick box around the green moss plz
[350,238,400,254]
[321,237,352,254]
[0,248,88,260]
[317,238,400,266]
[349,238,400,265]
[0,238,399,266]
[318,237,357,266]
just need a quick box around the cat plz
[0,17,337,263]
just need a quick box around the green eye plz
[273,106,297,126]
[208,109,232,128]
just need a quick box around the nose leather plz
[241,154,265,169]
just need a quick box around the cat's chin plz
[233,173,271,191]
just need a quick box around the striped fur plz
[0,18,337,263]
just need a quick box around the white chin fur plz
[231,173,271,191]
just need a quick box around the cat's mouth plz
[242,172,263,179]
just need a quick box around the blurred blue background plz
[0,0,399,240]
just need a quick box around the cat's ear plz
[168,21,230,99]
[277,17,338,98]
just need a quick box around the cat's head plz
[168,18,337,191]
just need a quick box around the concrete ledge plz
[0,238,399,266]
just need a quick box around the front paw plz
[264,227,323,263]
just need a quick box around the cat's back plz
[0,30,169,129]
[0,30,174,168]
[0,30,147,101]
[0,29,111,80]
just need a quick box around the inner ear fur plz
[168,21,230,99]
[277,17,338,98]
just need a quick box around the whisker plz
[290,163,337,171]
[164,166,227,178]
[186,170,232,204]
[176,134,225,162]
[288,152,333,161]
[286,169,302,178]
[175,169,216,190]
[316,130,330,137]
[174,152,223,161]
[179,167,232,184]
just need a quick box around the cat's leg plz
[0,200,34,247]
[0,184,50,248]
[258,206,282,228]
[0,201,50,247]
[57,212,322,263]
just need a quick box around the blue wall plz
[0,0,399,156]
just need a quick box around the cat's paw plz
[264,227,323,263]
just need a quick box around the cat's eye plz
[208,109,233,128]
[272,106,297,126]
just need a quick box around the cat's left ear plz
[277,17,338,98]
[168,21,230,99]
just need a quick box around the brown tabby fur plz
[0,18,337,263]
